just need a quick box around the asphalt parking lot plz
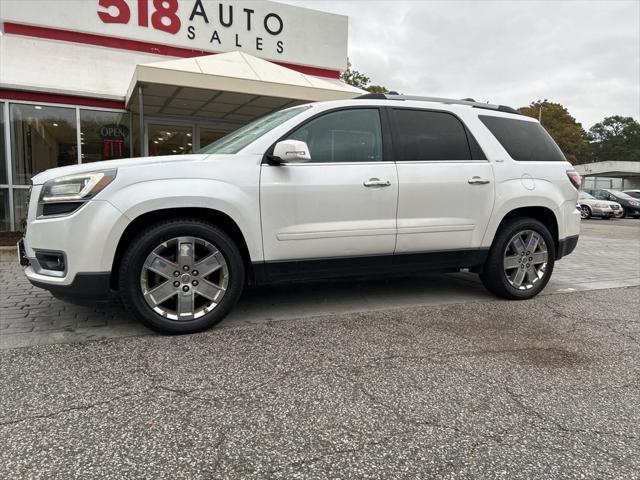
[1,286,639,479]
[0,218,639,479]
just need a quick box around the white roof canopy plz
[126,52,363,123]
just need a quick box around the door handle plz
[468,176,490,185]
[363,178,391,188]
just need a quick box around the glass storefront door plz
[147,123,194,156]
[146,121,234,156]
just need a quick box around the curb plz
[0,246,17,263]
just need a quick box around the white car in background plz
[577,191,619,219]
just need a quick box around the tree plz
[341,60,389,94]
[519,100,588,164]
[586,116,640,162]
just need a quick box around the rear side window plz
[480,115,566,162]
[393,109,472,161]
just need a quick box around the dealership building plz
[0,0,360,232]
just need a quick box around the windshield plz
[624,191,640,199]
[198,105,311,154]
[579,191,595,200]
[607,190,635,200]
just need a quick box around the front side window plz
[199,105,310,154]
[579,191,595,200]
[393,109,471,161]
[480,115,566,162]
[593,190,608,200]
[10,103,78,185]
[287,108,383,163]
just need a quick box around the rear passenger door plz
[391,108,495,253]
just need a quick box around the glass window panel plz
[131,113,141,157]
[13,188,29,232]
[393,109,471,161]
[10,103,78,185]
[80,110,131,163]
[288,109,383,163]
[479,115,566,162]
[148,124,193,156]
[199,127,227,150]
[0,103,6,185]
[0,189,10,231]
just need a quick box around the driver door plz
[260,108,398,264]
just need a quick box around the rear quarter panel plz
[461,111,580,246]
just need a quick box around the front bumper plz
[557,235,579,260]
[20,236,112,301]
[591,207,614,217]
[20,190,128,300]
[624,207,640,216]
[27,268,112,301]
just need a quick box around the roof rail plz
[355,93,522,115]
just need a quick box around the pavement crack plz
[0,388,154,427]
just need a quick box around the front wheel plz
[119,219,245,334]
[480,217,555,300]
[580,205,591,219]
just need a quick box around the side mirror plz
[272,140,311,163]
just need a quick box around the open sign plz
[98,124,130,139]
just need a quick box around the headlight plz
[630,201,640,207]
[595,203,607,208]
[38,169,117,217]
[40,170,117,203]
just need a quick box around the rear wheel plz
[119,219,245,334]
[480,217,555,300]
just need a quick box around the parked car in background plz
[577,191,617,219]
[584,189,640,218]
[622,189,640,200]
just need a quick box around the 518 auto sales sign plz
[0,0,348,72]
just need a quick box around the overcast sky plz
[283,0,640,130]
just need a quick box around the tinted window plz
[393,109,471,161]
[480,115,566,162]
[288,109,382,162]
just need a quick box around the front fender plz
[107,178,263,261]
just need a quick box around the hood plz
[31,154,209,184]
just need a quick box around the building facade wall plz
[0,0,349,231]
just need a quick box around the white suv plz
[18,94,581,333]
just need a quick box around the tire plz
[580,205,591,219]
[119,218,245,334]
[480,217,556,300]
[621,207,627,218]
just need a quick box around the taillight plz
[566,170,581,190]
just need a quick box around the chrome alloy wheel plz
[140,236,229,321]
[503,229,548,290]
[580,205,590,219]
